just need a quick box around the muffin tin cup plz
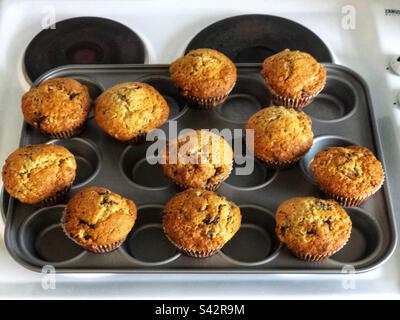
[39,185,72,207]
[46,138,101,188]
[302,76,357,122]
[330,207,384,265]
[220,205,282,266]
[214,75,270,124]
[120,143,172,190]
[120,205,181,265]
[19,205,86,265]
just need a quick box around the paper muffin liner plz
[61,209,125,254]
[288,236,350,262]
[256,155,301,170]
[322,177,384,207]
[83,239,125,253]
[183,93,229,110]
[323,191,371,207]
[182,84,234,110]
[41,121,87,139]
[126,132,147,145]
[39,185,71,207]
[265,82,323,110]
[162,226,221,258]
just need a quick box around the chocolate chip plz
[307,229,317,235]
[69,92,79,100]
[79,219,95,229]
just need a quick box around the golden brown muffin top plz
[275,197,352,257]
[1,144,76,204]
[63,187,137,248]
[22,78,91,134]
[169,48,237,99]
[163,189,241,252]
[94,82,169,141]
[162,130,233,189]
[245,106,313,162]
[261,49,327,99]
[310,146,384,198]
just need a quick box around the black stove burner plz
[185,14,333,63]
[24,17,146,81]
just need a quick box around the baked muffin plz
[2,144,76,206]
[163,189,241,257]
[275,197,352,261]
[310,146,384,206]
[245,106,313,169]
[94,82,169,143]
[170,48,237,109]
[22,78,91,138]
[261,49,327,109]
[62,187,137,253]
[162,130,233,190]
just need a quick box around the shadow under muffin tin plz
[1,64,396,273]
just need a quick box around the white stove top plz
[0,0,400,299]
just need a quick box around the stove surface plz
[0,0,400,299]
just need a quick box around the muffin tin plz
[1,64,396,273]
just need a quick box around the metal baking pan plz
[1,63,397,273]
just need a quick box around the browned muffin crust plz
[169,48,237,99]
[310,146,384,199]
[94,82,169,141]
[275,197,352,259]
[63,187,137,251]
[22,78,91,134]
[2,144,76,204]
[163,189,241,253]
[245,106,313,162]
[261,49,327,99]
[162,130,233,189]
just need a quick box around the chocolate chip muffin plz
[310,146,384,206]
[22,78,91,138]
[62,187,137,253]
[245,106,313,169]
[170,48,237,109]
[94,82,169,143]
[163,189,241,257]
[275,197,352,261]
[162,130,233,191]
[261,49,327,109]
[2,144,76,206]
